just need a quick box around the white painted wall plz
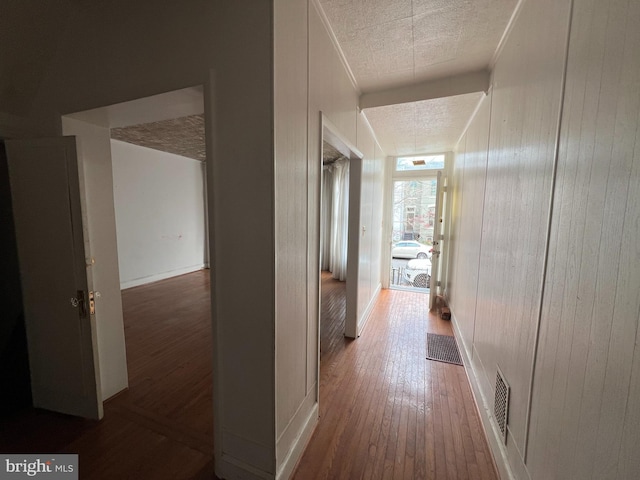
[110,140,206,289]
[307,1,385,340]
[274,1,386,476]
[449,0,571,475]
[447,95,491,359]
[355,114,385,335]
[528,0,640,478]
[449,0,640,479]
[208,4,276,479]
[274,1,314,474]
[61,117,128,402]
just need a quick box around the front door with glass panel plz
[389,154,445,297]
[390,176,438,292]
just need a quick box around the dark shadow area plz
[0,140,32,417]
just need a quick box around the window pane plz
[396,155,445,171]
[392,179,437,244]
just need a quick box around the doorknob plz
[70,290,87,317]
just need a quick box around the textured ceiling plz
[111,114,205,162]
[320,0,518,92]
[113,122,345,165]
[364,92,483,156]
[319,0,518,155]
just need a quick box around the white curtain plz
[328,159,350,281]
[320,166,333,271]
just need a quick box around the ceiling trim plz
[358,110,386,158]
[455,93,489,151]
[311,0,360,94]
[359,70,490,110]
[490,0,528,69]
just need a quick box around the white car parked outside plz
[391,240,431,259]
[403,258,431,288]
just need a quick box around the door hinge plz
[89,291,96,315]
[437,281,442,287]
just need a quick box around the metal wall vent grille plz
[494,368,510,444]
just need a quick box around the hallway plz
[292,272,497,479]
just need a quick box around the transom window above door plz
[395,155,445,172]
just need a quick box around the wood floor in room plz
[0,270,217,480]
[292,272,498,480]
[1,270,497,480]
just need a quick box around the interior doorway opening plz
[0,87,213,441]
[60,86,212,429]
[319,116,363,342]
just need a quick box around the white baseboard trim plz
[276,400,319,480]
[120,264,205,289]
[357,282,382,337]
[451,309,516,480]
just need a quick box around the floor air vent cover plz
[494,368,510,444]
[426,333,463,366]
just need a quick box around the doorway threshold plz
[389,285,430,294]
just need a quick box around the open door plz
[429,171,443,310]
[6,137,103,420]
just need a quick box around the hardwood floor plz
[0,270,217,480]
[1,270,496,480]
[292,272,498,480]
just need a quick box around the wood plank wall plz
[527,0,640,478]
[275,1,387,472]
[473,0,571,461]
[450,0,572,474]
[450,0,640,478]
[447,96,491,356]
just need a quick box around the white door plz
[429,172,443,310]
[6,137,103,420]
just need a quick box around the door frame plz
[429,171,443,309]
[383,154,448,308]
[1,86,209,419]
[61,85,208,403]
[317,113,363,357]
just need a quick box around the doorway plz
[61,86,209,407]
[319,116,363,340]
[0,89,214,467]
[386,155,446,308]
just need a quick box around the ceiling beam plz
[359,70,490,110]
